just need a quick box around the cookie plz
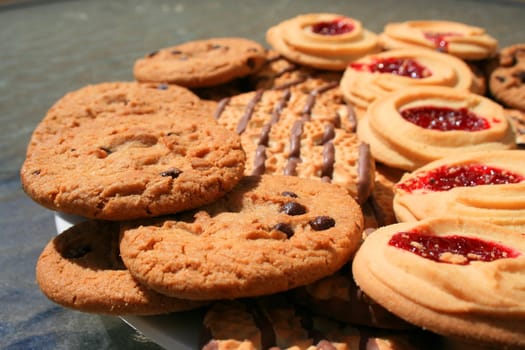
[214,86,373,204]
[340,48,477,112]
[266,13,380,71]
[249,50,344,91]
[489,44,525,110]
[379,20,498,60]
[291,265,413,330]
[35,220,206,315]
[392,150,525,231]
[352,217,525,348]
[504,108,525,144]
[119,175,364,300]
[20,82,245,220]
[357,85,516,171]
[201,296,427,350]
[133,37,267,88]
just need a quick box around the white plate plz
[54,212,204,350]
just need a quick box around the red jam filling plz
[388,229,520,265]
[311,17,354,36]
[423,32,462,52]
[349,58,431,79]
[396,164,524,193]
[400,106,490,131]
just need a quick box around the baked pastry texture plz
[392,150,525,231]
[357,86,515,171]
[489,43,525,111]
[379,20,498,60]
[353,217,525,348]
[266,13,380,71]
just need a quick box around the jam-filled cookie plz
[357,86,515,171]
[36,220,207,315]
[119,175,364,300]
[134,37,266,88]
[352,217,525,348]
[214,85,373,204]
[266,13,380,71]
[393,150,525,231]
[201,296,427,350]
[489,43,525,111]
[340,48,478,113]
[20,82,245,220]
[379,20,498,60]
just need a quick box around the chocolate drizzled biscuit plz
[215,85,374,204]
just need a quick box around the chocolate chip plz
[281,191,298,198]
[496,75,506,83]
[160,168,182,179]
[246,57,256,69]
[99,146,112,154]
[147,50,158,57]
[63,245,91,259]
[32,169,41,175]
[280,201,306,216]
[171,49,183,55]
[157,84,169,90]
[309,216,335,231]
[513,70,525,83]
[273,223,294,238]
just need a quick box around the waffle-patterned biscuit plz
[214,86,373,204]
[134,37,266,88]
[379,20,498,60]
[353,217,525,348]
[119,175,364,300]
[201,296,426,350]
[266,13,380,71]
[21,82,245,220]
[393,150,525,231]
[36,220,206,315]
[357,86,515,171]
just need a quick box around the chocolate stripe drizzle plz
[301,81,339,122]
[214,97,230,120]
[356,143,372,204]
[236,89,264,134]
[252,89,292,175]
[320,123,336,182]
[284,119,304,176]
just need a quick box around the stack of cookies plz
[22,12,525,350]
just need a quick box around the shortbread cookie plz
[21,82,245,220]
[489,44,525,110]
[36,220,206,315]
[291,266,413,329]
[352,217,525,348]
[357,86,516,171]
[379,20,498,60]
[393,150,525,231]
[504,108,525,144]
[134,37,266,88]
[214,87,373,204]
[266,13,380,71]
[340,48,478,112]
[201,297,426,350]
[119,175,364,300]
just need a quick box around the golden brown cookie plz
[353,217,525,348]
[201,296,427,350]
[119,175,364,300]
[357,86,515,171]
[214,86,373,204]
[266,13,380,71]
[340,48,478,112]
[379,20,498,60]
[489,44,525,110]
[20,82,245,220]
[36,220,207,315]
[504,108,525,145]
[392,150,525,231]
[134,37,266,88]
